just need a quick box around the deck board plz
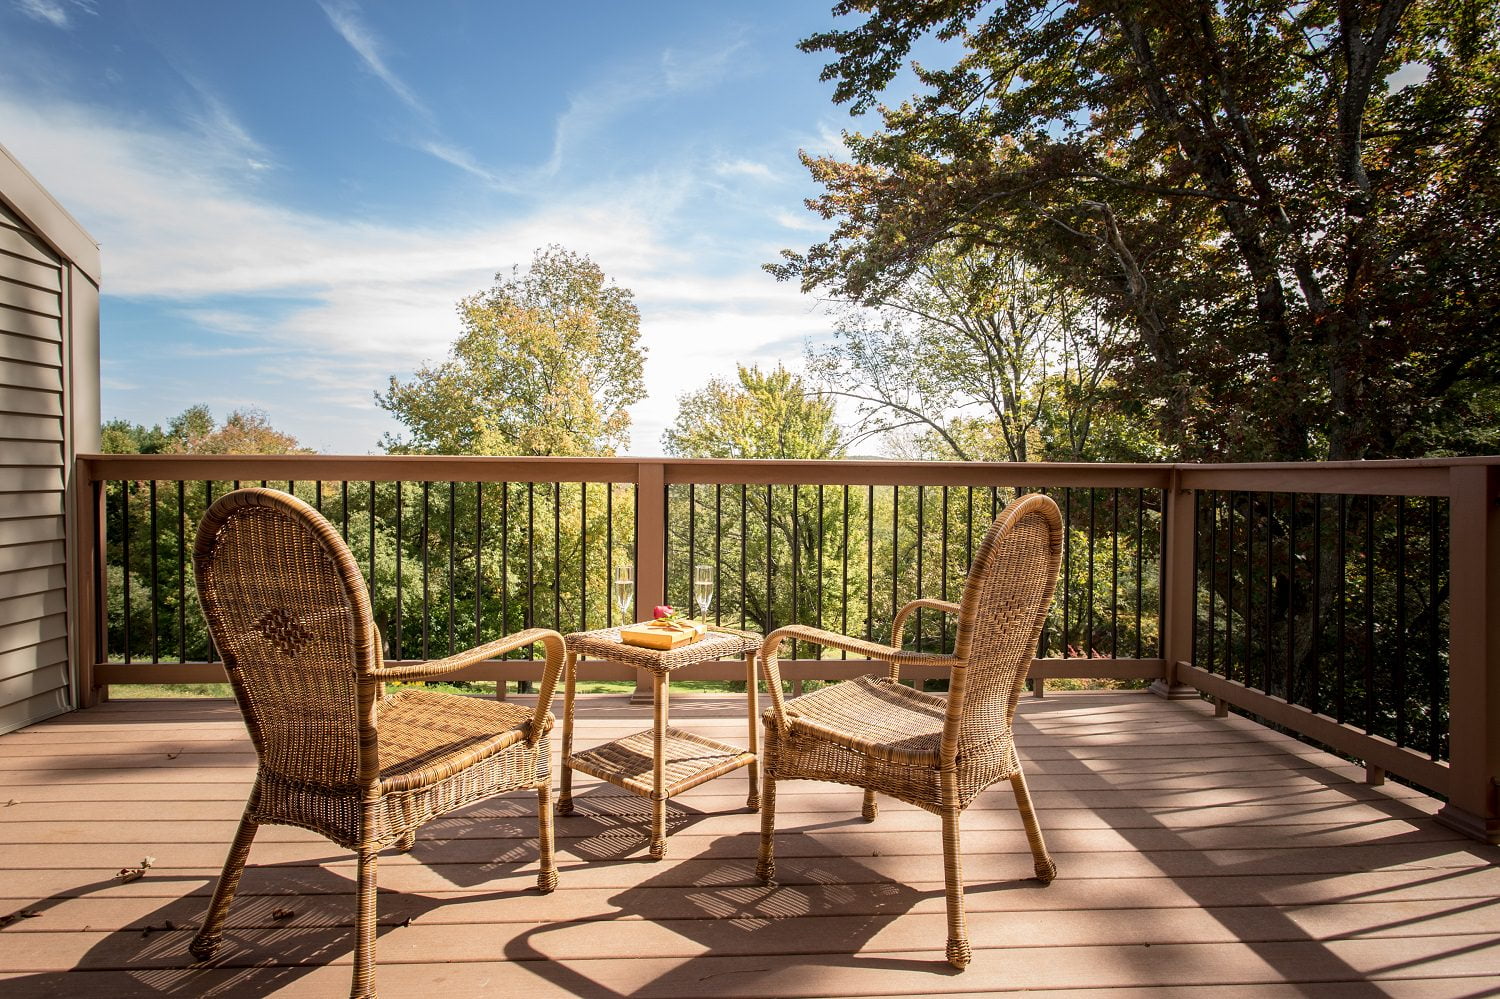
[1,691,1496,996]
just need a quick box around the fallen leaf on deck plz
[0,910,41,929]
[118,856,157,882]
[271,908,296,920]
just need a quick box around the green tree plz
[776,0,1500,461]
[101,405,307,455]
[378,245,646,457]
[807,248,1132,461]
[663,363,844,460]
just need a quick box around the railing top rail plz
[79,453,1499,494]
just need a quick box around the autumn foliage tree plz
[378,245,646,457]
[776,0,1500,460]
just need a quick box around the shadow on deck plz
[1,692,1497,997]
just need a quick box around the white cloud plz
[317,0,432,121]
[0,86,834,454]
[14,0,93,29]
[714,158,777,181]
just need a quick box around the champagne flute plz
[692,564,715,622]
[612,565,635,625]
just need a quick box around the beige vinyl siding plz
[0,169,73,733]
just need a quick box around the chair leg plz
[190,812,259,960]
[939,775,971,970]
[755,772,777,884]
[536,784,558,893]
[351,847,379,999]
[1010,769,1057,883]
[861,789,879,822]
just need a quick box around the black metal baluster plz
[1111,487,1120,658]
[526,484,535,629]
[688,483,697,611]
[1260,493,1271,693]
[841,484,850,657]
[1206,489,1218,669]
[740,485,748,630]
[421,481,430,661]
[1336,493,1348,723]
[367,481,375,592]
[1225,493,1235,684]
[1395,496,1407,746]
[1194,489,1206,669]
[342,481,349,541]
[448,481,456,655]
[553,482,561,634]
[1087,488,1096,660]
[1136,489,1144,659]
[1062,488,1071,658]
[548,483,565,635]
[176,480,185,664]
[149,480,158,662]
[475,482,483,644]
[866,485,874,642]
[580,481,589,632]
[205,481,216,664]
[890,485,900,643]
[765,485,773,633]
[915,485,925,651]
[501,483,510,632]
[714,483,722,626]
[1364,496,1376,733]
[1311,494,1322,714]
[940,485,949,650]
[606,483,614,627]
[313,480,321,513]
[817,484,825,635]
[1285,494,1297,702]
[395,481,403,661]
[1427,496,1441,758]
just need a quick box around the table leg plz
[557,652,578,816]
[745,652,760,811]
[649,671,668,860]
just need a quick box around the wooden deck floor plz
[1,691,1497,997]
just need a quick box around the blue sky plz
[0,0,869,453]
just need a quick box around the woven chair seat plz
[377,689,548,787]
[776,674,947,766]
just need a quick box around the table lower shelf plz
[566,727,755,798]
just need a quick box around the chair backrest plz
[945,492,1064,757]
[193,488,381,793]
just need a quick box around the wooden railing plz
[70,454,1500,842]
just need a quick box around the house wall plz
[0,143,99,734]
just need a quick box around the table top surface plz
[564,624,761,671]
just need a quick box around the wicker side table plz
[557,625,762,859]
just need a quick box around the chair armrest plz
[889,598,963,680]
[757,624,951,735]
[370,628,566,748]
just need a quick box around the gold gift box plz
[619,619,708,650]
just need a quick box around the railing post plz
[69,457,103,708]
[1436,463,1500,844]
[1151,467,1198,699]
[631,461,667,705]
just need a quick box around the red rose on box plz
[653,605,674,620]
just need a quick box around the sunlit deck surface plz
[2,691,1497,997]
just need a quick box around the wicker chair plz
[755,492,1064,970]
[188,488,565,999]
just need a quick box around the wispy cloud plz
[14,0,93,29]
[542,36,749,178]
[714,158,777,181]
[317,0,432,121]
[0,84,830,452]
